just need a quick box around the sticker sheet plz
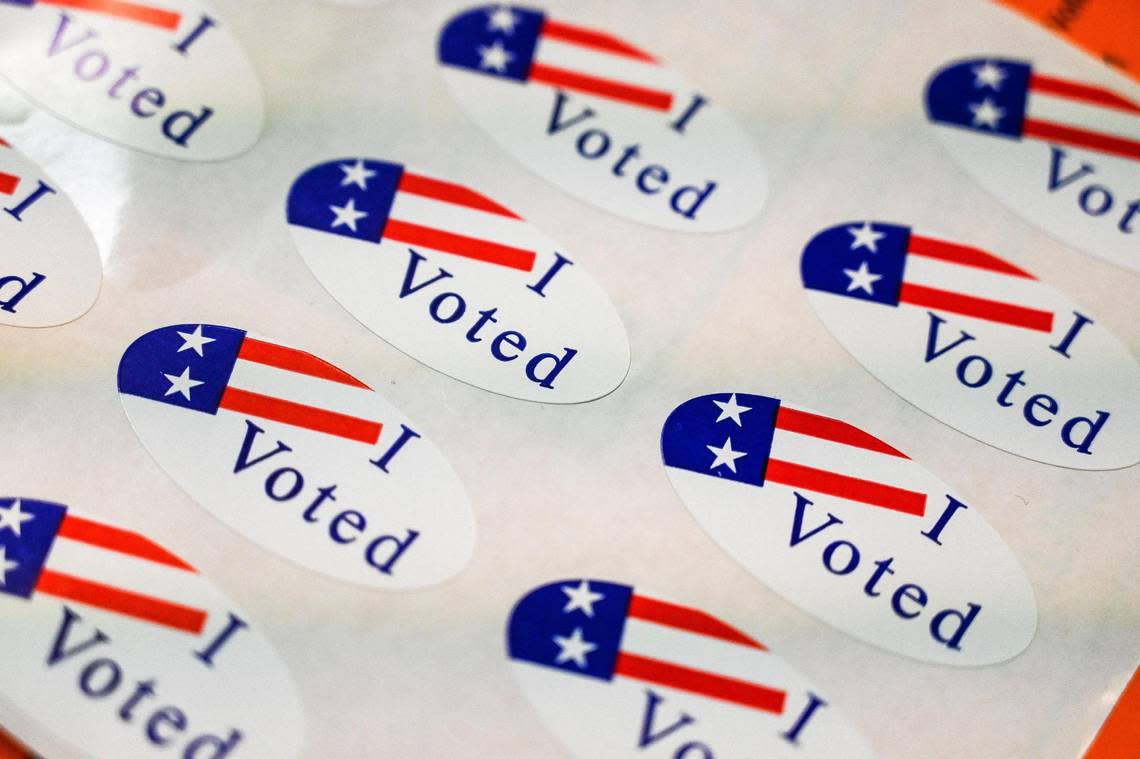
[0,2,1137,758]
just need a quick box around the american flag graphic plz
[0,0,181,31]
[926,57,1140,162]
[662,393,929,518]
[0,138,22,196]
[117,324,385,445]
[287,159,539,273]
[509,579,788,715]
[802,221,1055,334]
[0,497,209,634]
[439,4,675,112]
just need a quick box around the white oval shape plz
[802,220,1140,469]
[661,394,1038,665]
[437,4,767,232]
[286,157,630,403]
[1,137,100,327]
[0,497,303,758]
[117,324,475,588]
[925,55,1140,272]
[0,1,263,161]
[507,578,876,758]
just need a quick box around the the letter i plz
[781,692,827,744]
[194,613,248,667]
[527,253,574,297]
[4,181,56,222]
[669,94,708,134]
[173,15,217,56]
[370,424,421,473]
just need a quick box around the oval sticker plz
[507,578,876,758]
[1,138,100,327]
[801,220,1140,469]
[286,158,630,403]
[436,4,767,231]
[924,55,1140,272]
[0,498,303,758]
[0,1,263,161]
[116,324,475,588]
[661,393,1038,665]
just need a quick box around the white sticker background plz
[437,4,767,232]
[0,0,263,160]
[0,504,303,759]
[287,159,630,403]
[1,140,100,327]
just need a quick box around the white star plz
[843,260,883,295]
[0,499,34,537]
[969,98,1005,129]
[486,6,519,34]
[163,367,204,401]
[0,546,19,588]
[562,580,605,617]
[972,61,1007,90]
[713,394,752,427]
[339,159,377,191]
[707,437,747,473]
[176,325,215,357]
[553,627,598,669]
[329,198,368,233]
[847,221,886,254]
[478,40,514,73]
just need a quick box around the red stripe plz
[58,515,194,571]
[0,138,10,147]
[615,652,786,714]
[35,570,207,634]
[38,0,181,30]
[541,19,657,62]
[384,219,537,272]
[775,406,907,458]
[530,63,673,111]
[219,387,382,445]
[899,282,1054,332]
[0,173,17,195]
[1030,74,1140,115]
[908,234,1035,279]
[628,595,765,650]
[1023,118,1140,162]
[765,459,927,517]
[397,173,519,218]
[238,338,369,389]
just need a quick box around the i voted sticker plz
[117,324,475,588]
[0,0,263,160]
[1,137,99,327]
[801,221,1140,469]
[0,498,303,758]
[925,56,1140,271]
[661,394,1037,665]
[507,579,876,758]
[286,158,629,402]
[437,5,766,231]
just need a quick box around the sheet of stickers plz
[1,0,1138,757]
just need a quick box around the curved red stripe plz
[1030,73,1140,115]
[219,387,382,445]
[397,173,520,219]
[1024,119,1140,161]
[542,19,657,62]
[908,235,1035,279]
[384,219,537,271]
[629,595,765,650]
[36,570,207,634]
[39,0,181,30]
[615,652,786,714]
[238,338,370,389]
[0,173,18,196]
[765,459,927,517]
[899,282,1054,332]
[529,63,673,111]
[58,515,195,571]
[775,406,907,458]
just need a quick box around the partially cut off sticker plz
[286,158,629,403]
[802,220,1140,469]
[925,56,1140,272]
[437,5,766,231]
[0,0,263,160]
[661,394,1037,665]
[1,137,100,327]
[117,324,475,588]
[507,578,876,758]
[0,497,303,757]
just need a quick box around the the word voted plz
[117,324,476,588]
[0,498,303,757]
